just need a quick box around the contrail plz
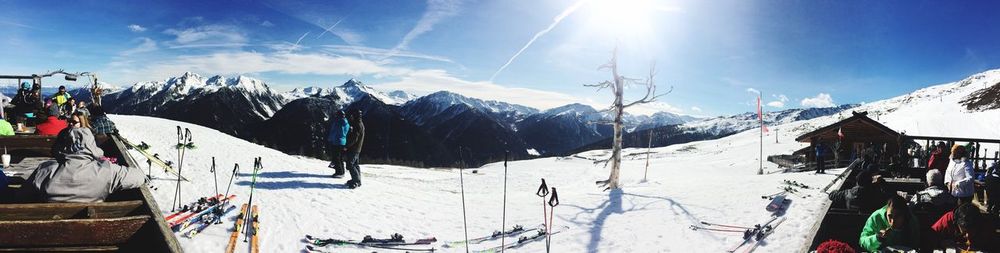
[316,15,348,39]
[489,0,589,82]
[287,32,310,52]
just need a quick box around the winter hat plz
[20,81,31,90]
[51,128,104,161]
[816,239,855,253]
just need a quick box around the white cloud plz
[261,20,275,27]
[746,88,760,95]
[120,37,157,55]
[801,93,836,108]
[690,106,702,112]
[111,51,403,83]
[766,94,788,108]
[163,24,246,47]
[627,101,684,116]
[376,69,584,110]
[322,45,454,64]
[128,24,147,32]
[386,0,461,58]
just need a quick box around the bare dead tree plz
[585,47,672,191]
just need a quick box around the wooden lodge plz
[795,111,1000,252]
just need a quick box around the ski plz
[726,216,779,253]
[169,195,236,231]
[225,203,249,253]
[688,225,745,233]
[164,194,224,222]
[472,229,563,253]
[699,221,752,230]
[443,225,540,248]
[782,179,811,189]
[305,234,437,247]
[184,203,238,238]
[305,234,437,252]
[115,134,188,181]
[250,205,259,253]
[742,217,787,253]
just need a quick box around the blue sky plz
[2,0,1000,116]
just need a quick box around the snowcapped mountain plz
[101,72,285,137]
[401,91,539,126]
[281,79,416,106]
[680,104,859,136]
[516,103,612,155]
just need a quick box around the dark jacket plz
[931,211,998,251]
[346,118,365,154]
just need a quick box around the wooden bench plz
[0,200,143,220]
[0,215,150,247]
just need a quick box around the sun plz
[583,0,667,38]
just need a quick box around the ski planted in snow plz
[116,134,188,181]
[225,203,249,253]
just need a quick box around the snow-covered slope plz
[282,79,415,106]
[111,68,1000,253]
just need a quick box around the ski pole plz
[146,158,152,179]
[536,179,549,232]
[500,151,509,253]
[224,163,239,200]
[546,187,559,253]
[458,148,470,253]
[211,157,218,198]
[178,128,193,211]
[244,157,262,242]
[172,126,182,212]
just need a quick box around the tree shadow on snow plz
[237,171,332,179]
[235,180,350,190]
[564,189,698,253]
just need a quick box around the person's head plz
[349,109,362,121]
[87,104,106,117]
[857,169,876,187]
[335,110,345,118]
[925,169,943,187]
[885,195,911,229]
[51,127,103,161]
[67,97,75,103]
[58,86,66,93]
[20,81,31,90]
[953,203,983,239]
[937,141,946,148]
[70,112,90,129]
[77,101,87,108]
[951,145,967,160]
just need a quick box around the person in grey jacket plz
[344,109,365,189]
[20,128,146,203]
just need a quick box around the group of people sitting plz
[825,145,999,252]
[1,84,118,136]
[2,83,144,204]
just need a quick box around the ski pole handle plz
[548,187,559,207]
[536,179,549,197]
[232,163,240,177]
[504,151,508,167]
[210,157,216,172]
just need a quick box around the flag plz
[757,96,769,133]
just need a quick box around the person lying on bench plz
[18,128,146,202]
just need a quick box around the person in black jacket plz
[828,165,891,213]
[344,109,365,189]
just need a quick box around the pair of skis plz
[116,134,188,181]
[225,204,259,253]
[700,216,785,253]
[168,195,236,232]
[305,234,437,252]
[443,225,541,248]
[471,228,563,253]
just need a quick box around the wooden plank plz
[0,215,149,247]
[0,246,118,252]
[0,201,142,221]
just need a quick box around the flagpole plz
[758,95,763,175]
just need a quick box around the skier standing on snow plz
[815,138,826,174]
[327,110,350,178]
[344,109,365,189]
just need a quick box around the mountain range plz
[81,72,856,167]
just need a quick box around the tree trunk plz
[606,75,625,190]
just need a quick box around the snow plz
[110,68,1000,252]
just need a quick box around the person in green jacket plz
[0,116,14,136]
[859,195,920,252]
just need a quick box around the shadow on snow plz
[564,189,698,253]
[235,180,350,190]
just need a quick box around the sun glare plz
[584,0,664,38]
